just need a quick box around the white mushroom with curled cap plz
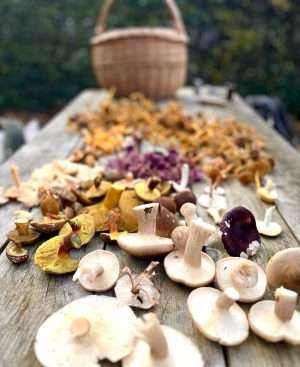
[215,257,267,303]
[188,287,249,346]
[164,219,216,287]
[73,250,120,292]
[35,295,137,367]
[256,206,282,237]
[249,287,300,345]
[123,313,204,367]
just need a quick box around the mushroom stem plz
[230,260,258,289]
[88,262,104,280]
[134,204,158,235]
[180,163,189,189]
[143,261,159,279]
[142,313,169,359]
[263,206,275,228]
[180,203,197,226]
[265,179,273,193]
[70,317,91,338]
[255,171,261,190]
[216,288,239,309]
[16,219,29,235]
[10,165,21,190]
[274,287,297,322]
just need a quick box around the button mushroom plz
[255,173,278,204]
[7,218,40,245]
[256,206,282,237]
[171,163,190,192]
[164,219,216,287]
[117,203,173,257]
[188,287,249,346]
[73,250,119,292]
[6,241,29,264]
[249,287,300,345]
[35,295,137,367]
[123,313,204,367]
[266,248,300,294]
[215,257,267,302]
[220,206,261,258]
[135,177,161,202]
[114,262,160,309]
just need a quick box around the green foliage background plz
[0,0,299,115]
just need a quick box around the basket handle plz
[95,0,187,36]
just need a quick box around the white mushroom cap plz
[35,295,137,367]
[164,219,216,287]
[249,287,300,345]
[123,313,204,367]
[188,287,249,346]
[73,250,120,292]
[256,206,282,237]
[215,257,267,302]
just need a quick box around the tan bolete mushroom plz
[59,214,95,248]
[256,206,282,237]
[35,295,137,367]
[255,173,278,204]
[188,287,249,346]
[31,217,66,234]
[249,287,300,345]
[117,203,173,257]
[7,218,40,245]
[73,250,119,292]
[266,248,300,294]
[135,177,161,202]
[215,257,267,302]
[39,188,61,216]
[164,219,216,287]
[114,262,160,309]
[123,313,204,367]
[6,241,29,264]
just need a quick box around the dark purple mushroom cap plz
[220,206,261,257]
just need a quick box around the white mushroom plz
[114,262,160,309]
[188,287,249,346]
[171,164,190,192]
[256,206,282,237]
[198,185,227,224]
[171,226,189,252]
[123,313,204,367]
[73,250,120,292]
[35,295,137,367]
[117,203,173,257]
[215,257,267,302]
[249,287,300,345]
[255,174,278,204]
[164,219,216,287]
[180,202,197,226]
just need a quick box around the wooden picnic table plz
[0,87,300,367]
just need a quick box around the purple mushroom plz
[220,206,261,257]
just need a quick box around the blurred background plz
[0,0,299,159]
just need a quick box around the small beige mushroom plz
[255,173,278,204]
[249,287,300,345]
[266,248,300,294]
[256,206,282,237]
[215,257,267,302]
[171,226,189,252]
[188,287,249,346]
[6,241,29,264]
[123,313,204,367]
[7,218,40,245]
[164,219,216,287]
[180,202,197,226]
[114,262,160,309]
[117,203,173,257]
[73,250,120,292]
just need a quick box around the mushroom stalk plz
[274,287,297,322]
[16,219,30,236]
[134,204,158,235]
[230,260,258,289]
[180,164,189,190]
[216,288,239,309]
[184,221,203,267]
[142,313,169,359]
[263,206,275,228]
[70,318,91,338]
[11,165,21,190]
[87,263,104,280]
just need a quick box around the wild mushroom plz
[220,206,261,258]
[266,248,300,294]
[174,190,197,211]
[198,183,227,224]
[118,190,143,233]
[123,313,204,367]
[34,234,79,274]
[180,202,197,226]
[85,176,112,201]
[117,203,173,257]
[164,219,216,287]
[249,287,300,345]
[59,214,95,248]
[156,196,177,214]
[171,163,190,192]
[215,257,267,302]
[135,177,161,202]
[7,218,40,245]
[256,206,282,237]
[156,205,179,238]
[171,226,189,252]
[31,217,66,234]
[188,287,249,346]
[35,295,137,367]
[115,262,160,309]
[6,241,29,264]
[255,173,278,204]
[38,188,61,216]
[73,250,119,292]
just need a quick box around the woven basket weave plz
[91,0,188,99]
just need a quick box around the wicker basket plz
[91,0,188,99]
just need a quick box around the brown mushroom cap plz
[7,218,40,245]
[188,287,249,346]
[174,190,197,210]
[6,242,29,264]
[31,217,66,234]
[156,196,177,214]
[249,287,300,345]
[266,248,300,294]
[156,205,179,238]
[73,250,119,292]
[215,257,267,302]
